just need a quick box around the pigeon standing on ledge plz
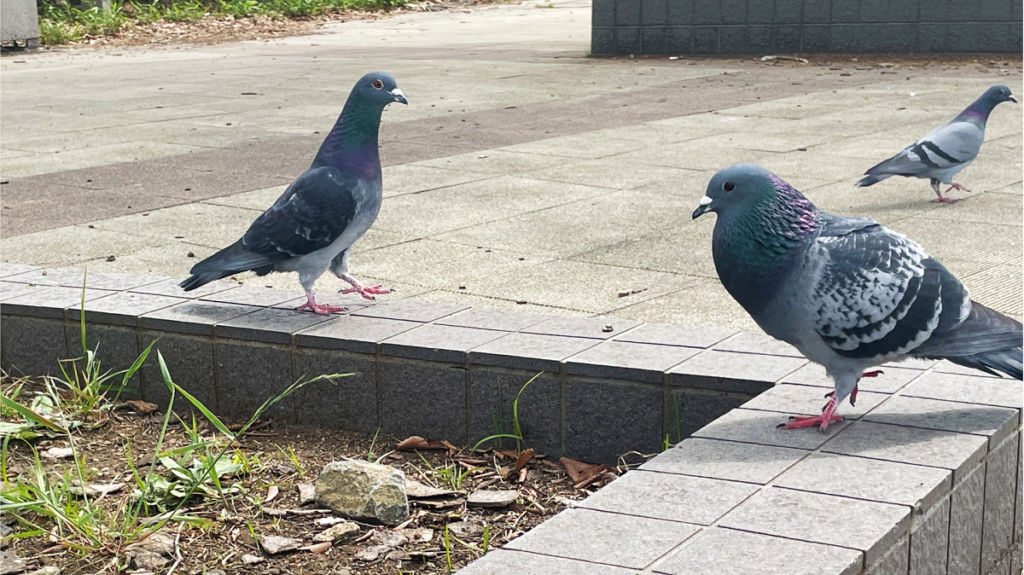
[180,72,407,314]
[855,85,1016,203]
[694,164,1023,431]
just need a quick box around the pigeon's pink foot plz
[947,182,971,193]
[340,284,392,301]
[295,296,347,315]
[931,196,958,204]
[778,397,842,432]
[825,370,883,406]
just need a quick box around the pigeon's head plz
[352,72,408,107]
[984,85,1017,105]
[692,164,778,220]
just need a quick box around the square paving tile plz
[718,487,911,565]
[863,395,1020,447]
[0,263,38,278]
[457,550,635,575]
[782,363,922,394]
[520,316,642,340]
[68,292,187,327]
[293,315,421,354]
[469,332,600,372]
[565,341,701,383]
[131,277,238,299]
[692,408,851,451]
[712,331,803,358]
[902,372,1024,409]
[504,508,701,570]
[821,421,988,485]
[0,282,53,303]
[670,350,807,393]
[741,383,887,420]
[774,452,951,512]
[140,300,259,336]
[380,323,507,364]
[2,286,115,319]
[350,299,468,323]
[640,437,808,485]
[434,308,549,331]
[578,470,758,525]
[654,527,862,575]
[613,322,738,348]
[215,307,336,344]
[199,285,303,307]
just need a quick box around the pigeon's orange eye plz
[723,181,736,192]
[372,80,384,90]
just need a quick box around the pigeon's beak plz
[692,195,713,220]
[1009,95,1018,104]
[390,88,408,105]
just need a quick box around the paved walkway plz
[2,0,1022,331]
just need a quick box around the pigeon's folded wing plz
[810,214,969,360]
[242,166,360,261]
[866,122,983,178]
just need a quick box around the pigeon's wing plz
[242,166,360,261]
[864,122,984,178]
[809,213,970,361]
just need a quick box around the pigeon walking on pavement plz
[693,164,1023,431]
[180,72,407,314]
[855,85,1016,203]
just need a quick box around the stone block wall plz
[591,0,1024,55]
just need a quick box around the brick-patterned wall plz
[591,0,1024,55]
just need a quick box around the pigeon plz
[180,72,408,314]
[855,85,1016,203]
[693,164,1022,430]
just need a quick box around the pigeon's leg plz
[781,374,857,432]
[331,250,392,301]
[294,272,346,314]
[823,369,883,407]
[295,292,347,315]
[929,179,958,203]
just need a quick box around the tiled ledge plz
[3,265,1021,574]
[2,264,787,462]
[461,379,1023,575]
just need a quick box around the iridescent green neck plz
[311,100,383,178]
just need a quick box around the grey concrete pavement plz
[2,0,1022,331]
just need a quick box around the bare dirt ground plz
[1,375,626,575]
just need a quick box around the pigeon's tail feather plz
[945,348,1023,380]
[916,301,1024,380]
[856,174,888,187]
[179,239,273,291]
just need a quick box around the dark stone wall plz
[592,0,1023,55]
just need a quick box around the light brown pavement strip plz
[2,0,1022,330]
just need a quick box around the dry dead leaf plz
[302,541,332,554]
[396,436,448,451]
[513,448,535,475]
[265,485,280,503]
[126,400,158,415]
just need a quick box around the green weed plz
[472,372,542,451]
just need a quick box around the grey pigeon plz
[856,85,1016,203]
[694,164,1022,430]
[180,72,407,314]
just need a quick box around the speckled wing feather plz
[810,213,970,361]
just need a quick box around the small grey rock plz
[467,489,519,508]
[259,535,300,555]
[447,521,483,539]
[297,482,317,505]
[241,553,264,565]
[316,461,409,526]
[130,550,169,571]
[0,549,26,575]
[313,521,359,542]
